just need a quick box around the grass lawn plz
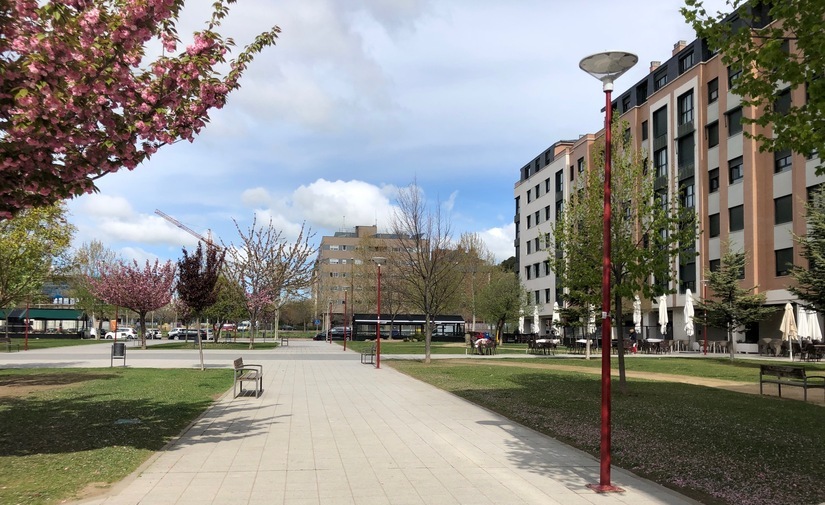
[1,338,106,352]
[0,368,231,505]
[389,360,825,505]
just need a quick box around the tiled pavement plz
[6,340,699,505]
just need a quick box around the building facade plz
[515,17,822,346]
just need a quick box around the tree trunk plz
[424,313,432,364]
[613,292,627,392]
[139,311,147,350]
[728,327,735,360]
[197,316,205,371]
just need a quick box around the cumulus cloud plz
[478,223,515,264]
[289,179,397,231]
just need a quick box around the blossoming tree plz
[0,0,280,219]
[87,259,177,348]
[177,242,224,369]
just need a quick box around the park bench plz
[361,343,376,365]
[759,364,825,402]
[233,358,263,398]
[279,335,289,346]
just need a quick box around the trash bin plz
[111,342,126,367]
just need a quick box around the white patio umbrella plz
[807,309,822,342]
[780,302,798,360]
[684,289,695,338]
[518,308,524,334]
[658,294,669,336]
[797,305,809,341]
[632,295,642,334]
[533,305,540,335]
[552,302,562,337]
[588,304,597,335]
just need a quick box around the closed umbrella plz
[588,304,597,335]
[807,309,822,342]
[781,302,798,360]
[684,289,695,339]
[633,295,642,334]
[658,294,668,336]
[533,305,540,335]
[518,308,524,335]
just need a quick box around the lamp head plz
[579,51,638,91]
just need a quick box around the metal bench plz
[233,358,263,398]
[759,364,825,402]
[361,343,376,365]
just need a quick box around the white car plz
[237,321,251,331]
[104,327,137,340]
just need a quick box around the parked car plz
[312,332,327,341]
[237,321,251,331]
[221,323,236,332]
[104,326,137,340]
[146,329,162,339]
[327,327,352,340]
[168,328,207,341]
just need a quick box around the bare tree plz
[456,232,496,336]
[390,183,462,363]
[223,216,316,348]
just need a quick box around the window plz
[678,135,695,169]
[535,184,540,198]
[653,106,668,138]
[727,107,743,136]
[680,261,696,293]
[729,156,744,183]
[707,121,719,148]
[577,157,585,174]
[775,248,794,276]
[535,237,540,252]
[679,50,695,73]
[555,171,563,193]
[729,205,744,232]
[527,189,532,203]
[525,266,531,280]
[622,95,631,112]
[534,210,540,225]
[641,120,649,141]
[680,181,695,209]
[526,241,531,254]
[774,150,792,173]
[535,290,540,304]
[527,215,532,228]
[533,263,540,278]
[545,288,551,303]
[678,91,694,125]
[569,165,574,181]
[709,168,720,193]
[637,81,648,103]
[774,195,793,224]
[544,260,551,275]
[654,70,668,91]
[709,213,720,237]
[707,78,719,103]
[545,205,551,221]
[654,148,668,177]
[774,88,791,115]
[709,259,721,272]
[545,178,551,193]
[727,66,742,88]
[555,200,563,220]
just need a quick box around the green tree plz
[499,256,517,273]
[202,275,248,339]
[550,120,697,388]
[789,186,825,310]
[0,205,74,326]
[476,268,529,342]
[67,240,120,338]
[696,247,775,359]
[682,0,825,164]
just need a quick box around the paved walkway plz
[5,340,701,505]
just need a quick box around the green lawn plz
[344,339,529,355]
[1,338,105,351]
[143,341,280,350]
[0,368,231,505]
[389,360,825,505]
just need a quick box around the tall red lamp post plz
[343,289,348,351]
[372,257,386,369]
[579,50,637,493]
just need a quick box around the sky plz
[65,0,732,264]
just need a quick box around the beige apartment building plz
[515,13,822,348]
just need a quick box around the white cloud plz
[289,179,397,231]
[478,223,515,264]
[78,194,134,220]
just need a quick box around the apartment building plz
[514,13,822,347]
[314,225,403,325]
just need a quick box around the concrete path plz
[5,340,700,505]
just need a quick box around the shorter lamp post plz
[702,279,709,355]
[343,289,348,351]
[372,257,386,369]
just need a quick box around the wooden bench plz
[361,343,376,364]
[233,358,263,398]
[759,364,825,402]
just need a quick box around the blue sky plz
[66,0,730,264]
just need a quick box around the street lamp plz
[343,288,348,351]
[702,279,709,356]
[579,50,637,493]
[372,257,386,368]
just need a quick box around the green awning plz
[1,308,85,320]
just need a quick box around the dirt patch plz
[0,372,116,398]
[65,481,111,502]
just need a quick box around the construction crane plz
[154,209,221,250]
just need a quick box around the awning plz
[1,308,85,320]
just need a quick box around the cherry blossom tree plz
[0,0,280,219]
[87,259,177,348]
